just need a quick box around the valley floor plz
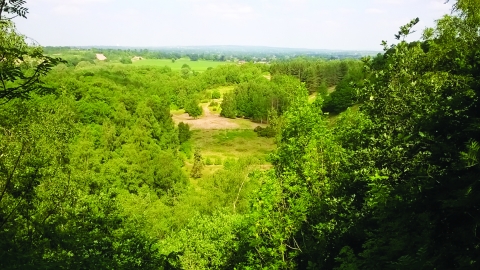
[172,102,267,130]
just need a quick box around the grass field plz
[132,58,226,71]
[181,129,275,163]
[182,129,275,178]
[192,129,275,162]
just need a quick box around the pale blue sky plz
[14,0,453,50]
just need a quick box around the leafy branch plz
[0,0,28,21]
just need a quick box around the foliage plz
[159,212,244,270]
[0,21,65,103]
[0,95,166,269]
[270,58,362,93]
[220,92,237,118]
[4,1,480,268]
[0,0,29,20]
[254,125,276,138]
[178,121,192,144]
[190,149,204,178]
[321,86,356,114]
[120,57,132,64]
[220,75,305,122]
[184,98,202,118]
[211,89,221,99]
[235,93,347,269]
[231,3,480,269]
[322,60,365,114]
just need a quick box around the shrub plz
[120,58,133,64]
[223,158,236,168]
[185,99,202,118]
[179,141,193,159]
[205,157,213,165]
[322,87,356,114]
[212,90,221,99]
[254,126,276,138]
[190,149,204,178]
[178,122,192,144]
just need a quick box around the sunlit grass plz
[132,58,225,71]
[191,129,275,163]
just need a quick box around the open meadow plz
[132,58,226,71]
[173,85,274,179]
[182,129,275,179]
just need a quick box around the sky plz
[14,0,454,51]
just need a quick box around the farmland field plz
[132,58,226,71]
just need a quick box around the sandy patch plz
[172,104,264,130]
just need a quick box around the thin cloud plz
[53,5,83,15]
[196,3,256,19]
[47,0,113,4]
[428,0,451,12]
[366,8,385,14]
[339,8,356,15]
[47,0,113,16]
[374,0,404,4]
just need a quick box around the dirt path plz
[202,103,213,117]
[172,103,264,130]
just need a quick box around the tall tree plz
[234,2,480,269]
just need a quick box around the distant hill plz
[63,45,379,58]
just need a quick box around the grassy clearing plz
[171,108,186,116]
[192,129,275,162]
[204,85,234,99]
[204,86,235,114]
[132,58,225,71]
[179,129,275,180]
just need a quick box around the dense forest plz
[1,0,480,269]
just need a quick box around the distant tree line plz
[220,75,304,123]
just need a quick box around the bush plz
[190,149,204,178]
[318,80,329,97]
[254,126,276,138]
[212,90,221,99]
[220,93,237,119]
[179,141,193,158]
[178,122,192,144]
[83,71,95,77]
[209,101,219,107]
[185,99,202,118]
[322,87,356,114]
[223,158,236,168]
[120,58,132,64]
[205,157,213,165]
